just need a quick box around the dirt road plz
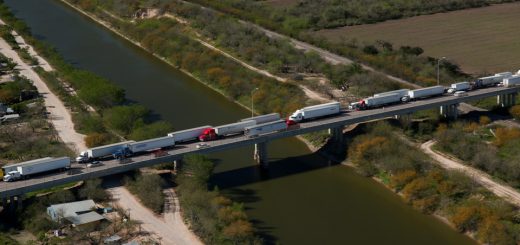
[0,20,86,152]
[108,186,203,245]
[421,140,520,207]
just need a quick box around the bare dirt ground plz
[107,186,203,245]
[421,140,520,207]
[315,2,520,75]
[0,20,86,152]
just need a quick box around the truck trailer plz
[77,141,135,163]
[408,86,445,100]
[240,113,280,124]
[374,89,410,99]
[198,120,256,141]
[244,120,287,138]
[474,72,512,88]
[448,82,470,93]
[3,157,71,182]
[114,136,175,158]
[350,93,402,110]
[503,75,520,87]
[287,102,341,124]
[2,157,52,173]
[168,126,211,143]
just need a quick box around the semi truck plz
[2,157,52,173]
[503,75,520,87]
[408,86,445,100]
[168,126,211,143]
[349,93,402,110]
[473,72,512,88]
[77,141,135,163]
[448,82,470,93]
[198,120,256,141]
[3,157,71,182]
[241,113,280,124]
[113,136,175,159]
[244,120,287,138]
[287,102,341,124]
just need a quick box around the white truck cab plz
[288,110,303,122]
[3,171,21,182]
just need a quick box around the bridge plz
[0,86,518,205]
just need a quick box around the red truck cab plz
[198,128,218,141]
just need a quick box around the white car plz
[196,143,210,149]
[87,161,102,168]
[454,91,467,97]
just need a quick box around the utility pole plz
[437,57,446,85]
[251,87,259,117]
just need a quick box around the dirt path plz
[108,186,203,245]
[11,31,53,72]
[0,20,86,152]
[421,140,520,207]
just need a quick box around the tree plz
[85,133,111,148]
[103,105,149,135]
[79,179,109,202]
[129,121,173,141]
[509,105,520,120]
[222,220,254,243]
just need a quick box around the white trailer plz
[168,126,211,143]
[476,73,512,87]
[241,113,280,124]
[503,75,520,87]
[288,102,341,123]
[2,157,52,173]
[127,136,175,154]
[363,93,402,108]
[374,89,410,99]
[408,86,445,100]
[77,141,135,162]
[3,157,70,182]
[448,82,470,93]
[244,120,287,137]
[214,120,256,136]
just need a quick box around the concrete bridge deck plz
[0,86,518,200]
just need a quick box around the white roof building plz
[47,199,105,226]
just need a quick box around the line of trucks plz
[349,71,520,110]
[2,70,519,182]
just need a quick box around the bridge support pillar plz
[440,104,458,120]
[254,142,268,169]
[16,196,22,208]
[328,126,344,144]
[0,197,7,207]
[497,93,516,107]
[173,159,183,171]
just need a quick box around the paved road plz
[421,140,520,207]
[0,86,517,198]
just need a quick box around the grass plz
[314,2,520,75]
[25,182,80,198]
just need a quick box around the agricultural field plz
[315,2,520,75]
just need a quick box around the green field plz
[315,2,520,75]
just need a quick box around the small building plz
[47,200,105,226]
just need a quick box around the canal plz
[4,0,476,244]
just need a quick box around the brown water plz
[3,0,477,244]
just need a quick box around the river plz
[4,0,476,244]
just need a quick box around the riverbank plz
[59,0,274,115]
[58,0,321,154]
[0,18,86,152]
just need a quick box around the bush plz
[103,105,149,135]
[126,174,165,213]
[129,121,173,141]
[509,105,520,120]
[85,132,112,148]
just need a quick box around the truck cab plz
[112,147,132,160]
[76,152,89,163]
[288,110,303,122]
[198,128,218,141]
[349,101,365,111]
[3,171,21,182]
